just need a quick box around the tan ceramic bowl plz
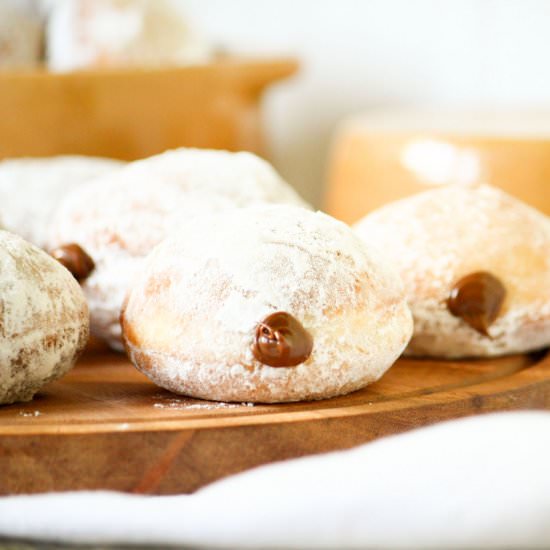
[325,109,550,224]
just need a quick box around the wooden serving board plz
[1,349,549,496]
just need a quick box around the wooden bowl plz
[325,109,550,224]
[0,58,297,161]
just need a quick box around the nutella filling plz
[447,271,506,337]
[50,243,95,282]
[252,312,313,367]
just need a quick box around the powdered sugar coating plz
[47,0,212,71]
[99,148,309,209]
[121,206,413,403]
[49,180,233,350]
[0,1,42,70]
[354,184,550,357]
[0,230,89,405]
[0,155,123,248]
[48,149,309,350]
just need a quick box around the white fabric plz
[1,411,550,548]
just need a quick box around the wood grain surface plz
[1,349,549,495]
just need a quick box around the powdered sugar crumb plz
[152,395,255,411]
[18,410,42,417]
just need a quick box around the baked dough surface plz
[355,184,550,357]
[0,231,89,404]
[122,206,413,402]
[49,149,309,349]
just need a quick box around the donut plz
[0,1,43,70]
[121,205,413,403]
[87,148,310,209]
[48,149,309,350]
[46,0,211,71]
[0,156,123,248]
[354,183,550,358]
[0,230,89,405]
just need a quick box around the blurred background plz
[179,0,550,205]
[2,0,550,210]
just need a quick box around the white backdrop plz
[178,0,550,205]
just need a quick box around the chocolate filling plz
[447,271,506,337]
[252,312,313,367]
[50,243,95,282]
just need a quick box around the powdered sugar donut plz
[48,149,309,350]
[93,148,309,209]
[49,180,232,350]
[0,155,123,248]
[0,1,43,70]
[354,184,550,358]
[0,230,89,405]
[46,0,211,71]
[121,206,413,403]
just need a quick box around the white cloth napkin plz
[1,411,550,549]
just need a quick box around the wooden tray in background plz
[1,349,549,496]
[0,58,298,161]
